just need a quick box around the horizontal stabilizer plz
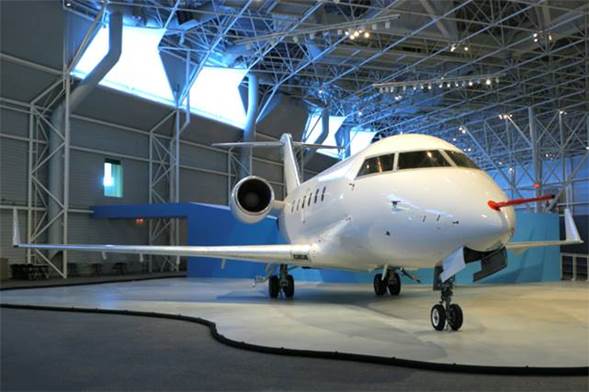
[505,208,583,250]
[213,141,340,150]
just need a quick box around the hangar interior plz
[1,1,589,389]
[1,0,587,280]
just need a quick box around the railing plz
[561,253,588,281]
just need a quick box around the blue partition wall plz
[183,205,561,284]
[93,203,561,284]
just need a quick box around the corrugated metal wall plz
[0,1,334,269]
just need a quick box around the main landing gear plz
[373,269,401,296]
[431,277,463,331]
[269,264,294,299]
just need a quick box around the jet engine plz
[229,176,275,224]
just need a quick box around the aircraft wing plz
[505,208,583,250]
[11,210,311,265]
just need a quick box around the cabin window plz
[314,188,319,204]
[445,150,480,169]
[308,193,312,207]
[321,186,326,201]
[397,150,451,170]
[302,195,306,209]
[291,202,294,213]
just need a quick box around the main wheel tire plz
[373,274,387,296]
[447,303,463,331]
[283,275,295,298]
[387,272,401,296]
[268,275,280,298]
[431,304,446,331]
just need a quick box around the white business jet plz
[12,133,582,331]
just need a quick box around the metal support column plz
[239,73,259,179]
[529,107,542,212]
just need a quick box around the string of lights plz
[235,13,400,45]
[373,73,502,95]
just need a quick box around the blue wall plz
[184,205,561,284]
[92,202,561,284]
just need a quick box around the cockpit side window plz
[357,157,380,177]
[357,154,395,178]
[445,150,480,169]
[397,150,451,170]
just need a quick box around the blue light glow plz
[73,23,248,129]
[349,128,376,155]
[73,24,174,106]
[186,67,247,129]
[304,112,346,158]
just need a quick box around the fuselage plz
[278,134,515,272]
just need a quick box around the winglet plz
[563,208,581,243]
[12,208,21,247]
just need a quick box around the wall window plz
[303,112,347,159]
[349,128,377,156]
[74,23,247,129]
[103,159,123,198]
[73,25,174,106]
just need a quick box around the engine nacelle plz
[229,176,275,224]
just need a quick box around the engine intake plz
[230,176,275,224]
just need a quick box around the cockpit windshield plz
[356,149,479,178]
[397,150,450,170]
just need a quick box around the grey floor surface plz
[1,308,587,392]
[0,272,186,290]
[2,279,587,368]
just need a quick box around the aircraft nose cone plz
[463,195,515,252]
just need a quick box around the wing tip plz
[563,208,582,243]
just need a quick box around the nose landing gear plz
[430,277,463,331]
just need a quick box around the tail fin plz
[213,133,338,195]
[279,134,300,194]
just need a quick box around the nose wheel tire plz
[373,274,387,296]
[447,304,463,331]
[268,275,280,298]
[282,274,295,298]
[431,304,446,331]
[431,277,463,331]
[387,272,401,296]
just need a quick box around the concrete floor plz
[1,278,588,368]
[2,308,587,391]
[0,272,185,289]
